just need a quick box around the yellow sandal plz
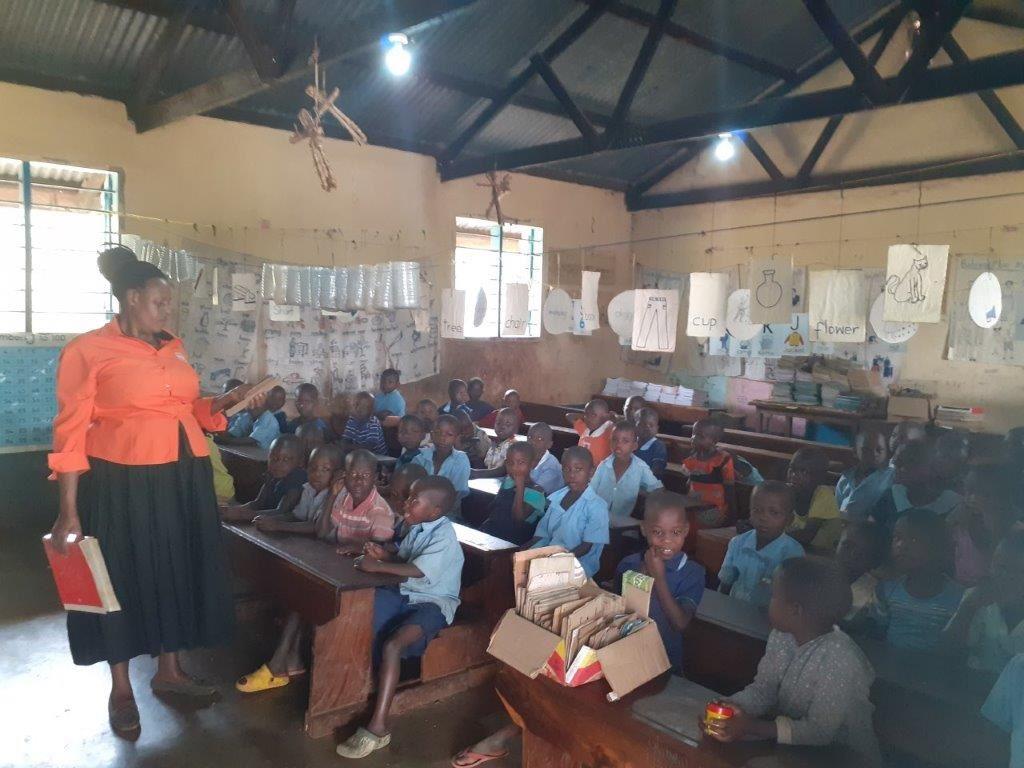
[235,664,290,693]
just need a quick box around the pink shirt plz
[329,486,397,543]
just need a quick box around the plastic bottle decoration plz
[272,264,288,304]
[334,267,349,310]
[318,268,336,310]
[285,266,302,305]
[374,263,395,310]
[298,266,313,306]
[310,267,323,309]
[392,261,421,308]
[755,268,784,310]
[349,265,368,309]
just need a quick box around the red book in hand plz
[42,535,121,613]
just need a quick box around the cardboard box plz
[887,394,931,421]
[488,550,670,702]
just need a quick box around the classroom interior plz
[3,1,1024,767]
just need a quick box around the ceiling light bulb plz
[714,133,735,162]
[384,33,411,76]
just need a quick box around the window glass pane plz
[0,160,26,332]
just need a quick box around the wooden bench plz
[223,521,515,738]
[685,589,1010,768]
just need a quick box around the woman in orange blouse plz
[48,246,259,737]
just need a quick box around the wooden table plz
[223,521,515,738]
[495,666,861,768]
[750,400,888,440]
[693,527,738,585]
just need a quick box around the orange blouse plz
[48,318,227,475]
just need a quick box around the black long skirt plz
[67,438,235,666]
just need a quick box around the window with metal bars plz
[0,159,119,334]
[453,216,543,339]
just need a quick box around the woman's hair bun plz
[97,245,138,283]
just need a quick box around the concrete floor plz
[0,453,515,768]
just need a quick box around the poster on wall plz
[231,272,257,312]
[632,289,679,352]
[581,271,601,331]
[503,282,529,336]
[607,290,635,346]
[686,272,728,337]
[749,257,793,324]
[268,301,301,322]
[572,300,592,336]
[809,270,867,342]
[542,289,572,335]
[947,257,1024,366]
[726,289,760,341]
[441,289,465,339]
[884,244,949,323]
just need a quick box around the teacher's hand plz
[50,511,83,554]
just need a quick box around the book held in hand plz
[42,534,121,613]
[223,375,283,417]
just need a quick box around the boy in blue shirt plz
[871,508,963,651]
[220,435,307,522]
[217,385,285,451]
[439,378,472,416]
[465,376,496,422]
[394,414,426,469]
[373,368,406,418]
[719,481,804,607]
[482,443,547,545]
[835,428,892,521]
[616,490,705,673]
[283,382,329,434]
[634,407,668,477]
[343,391,388,455]
[413,414,471,517]
[529,446,609,577]
[339,476,464,759]
[527,422,565,495]
[589,420,663,518]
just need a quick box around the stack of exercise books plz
[770,381,794,402]
[601,378,708,408]
[792,381,822,406]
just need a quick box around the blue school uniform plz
[835,466,894,521]
[274,411,288,433]
[871,484,963,531]
[482,478,547,545]
[589,454,664,518]
[982,653,1024,768]
[265,467,307,509]
[530,450,565,495]
[464,399,495,421]
[372,516,464,664]
[395,447,422,469]
[733,455,765,485]
[228,411,253,438]
[635,437,669,474]
[343,415,387,455]
[719,529,804,607]
[439,402,473,417]
[532,485,609,578]
[615,552,705,673]
[873,576,963,651]
[374,389,406,417]
[284,416,329,435]
[413,447,471,501]
[245,410,281,450]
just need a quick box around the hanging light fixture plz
[714,132,735,162]
[384,33,412,76]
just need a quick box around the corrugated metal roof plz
[0,0,909,193]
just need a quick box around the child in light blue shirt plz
[219,386,285,451]
[530,446,609,578]
[981,653,1024,768]
[589,420,663,517]
[374,368,406,418]
[719,481,804,607]
[835,428,893,521]
[413,414,471,516]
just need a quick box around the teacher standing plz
[48,246,254,737]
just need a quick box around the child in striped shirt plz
[343,390,388,455]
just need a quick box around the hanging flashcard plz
[968,272,1001,329]
[884,244,949,323]
[441,289,465,339]
[572,300,591,336]
[809,270,866,342]
[231,272,257,311]
[686,273,728,337]
[607,290,635,346]
[543,289,572,335]
[749,257,793,324]
[503,282,530,336]
[581,271,601,331]
[726,289,760,341]
[268,301,300,322]
[632,290,679,352]
[869,293,917,344]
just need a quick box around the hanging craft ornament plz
[869,293,917,344]
[478,171,511,227]
[968,272,1002,329]
[542,288,573,335]
[726,289,760,341]
[290,43,368,192]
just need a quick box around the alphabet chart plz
[0,341,62,450]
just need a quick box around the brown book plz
[224,376,282,417]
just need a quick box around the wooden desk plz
[595,393,712,428]
[495,666,860,768]
[693,527,738,584]
[224,522,513,738]
[750,400,888,440]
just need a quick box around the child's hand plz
[330,474,346,496]
[701,704,751,742]
[336,544,362,557]
[363,542,387,561]
[643,547,667,578]
[252,515,280,533]
[356,556,383,573]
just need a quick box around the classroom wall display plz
[441,289,465,339]
[749,257,793,324]
[725,289,760,341]
[809,270,867,342]
[948,258,1024,366]
[572,300,592,336]
[632,289,679,352]
[268,301,301,322]
[0,341,63,451]
[686,272,729,337]
[869,293,918,344]
[231,272,257,312]
[503,282,530,336]
[581,270,601,331]
[884,244,949,323]
[607,290,635,346]
[968,272,1002,329]
[542,288,572,335]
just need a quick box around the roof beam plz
[797,5,905,179]
[625,2,904,203]
[222,0,286,82]
[942,35,1024,149]
[131,0,481,133]
[739,132,783,180]
[631,151,1024,210]
[801,0,892,103]
[441,1,609,162]
[95,0,234,35]
[440,48,1024,180]
[129,0,196,112]
[530,55,598,144]
[582,0,797,83]
[605,0,677,140]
